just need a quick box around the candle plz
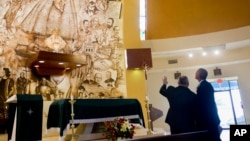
[71,95,74,100]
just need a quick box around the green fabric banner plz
[7,95,43,141]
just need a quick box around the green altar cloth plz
[7,95,43,141]
[47,99,145,137]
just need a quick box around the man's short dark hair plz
[178,75,189,86]
[198,68,208,80]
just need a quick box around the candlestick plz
[145,96,153,135]
[143,62,154,135]
[69,99,76,141]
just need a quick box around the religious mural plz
[0,0,125,119]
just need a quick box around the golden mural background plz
[0,0,125,106]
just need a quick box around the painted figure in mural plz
[28,36,46,53]
[83,74,95,85]
[96,0,109,12]
[26,77,37,95]
[73,19,90,54]
[78,85,88,98]
[50,74,70,99]
[104,70,114,88]
[110,25,120,43]
[107,17,115,30]
[88,92,95,98]
[110,80,124,98]
[86,0,100,16]
[80,19,91,34]
[0,68,14,119]
[66,67,86,99]
[106,61,125,98]
[92,72,103,87]
[45,29,67,53]
[0,68,15,98]
[57,89,64,99]
[36,77,57,100]
[98,23,109,47]
[89,17,102,44]
[106,17,115,36]
[16,72,28,94]
[114,61,124,80]
[95,17,114,48]
[36,77,51,100]
[81,72,109,98]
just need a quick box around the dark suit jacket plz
[195,80,220,129]
[159,84,197,132]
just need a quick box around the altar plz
[46,98,145,139]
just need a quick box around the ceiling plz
[143,0,250,70]
[146,0,250,40]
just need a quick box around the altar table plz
[47,99,145,137]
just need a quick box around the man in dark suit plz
[195,68,222,141]
[159,75,197,134]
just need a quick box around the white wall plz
[143,26,250,132]
[147,63,250,132]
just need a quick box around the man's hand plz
[162,76,168,85]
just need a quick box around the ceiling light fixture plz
[214,50,220,55]
[202,52,207,56]
[39,60,45,63]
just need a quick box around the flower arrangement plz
[103,117,135,141]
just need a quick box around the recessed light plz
[34,65,39,67]
[39,60,45,63]
[76,64,81,67]
[202,52,207,56]
[214,50,220,55]
[58,62,64,65]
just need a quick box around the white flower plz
[120,121,133,132]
